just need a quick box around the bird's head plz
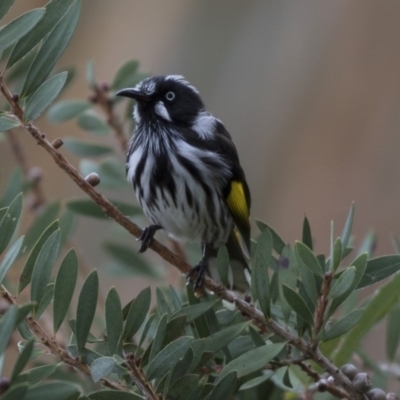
[116,75,205,127]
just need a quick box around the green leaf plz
[36,282,55,319]
[0,383,28,400]
[330,237,343,272]
[167,374,199,400]
[86,60,96,88]
[77,110,110,135]
[256,220,285,254]
[171,301,217,323]
[204,321,249,353]
[324,309,363,342]
[53,249,78,333]
[76,270,99,355]
[146,336,193,381]
[23,381,79,400]
[0,169,24,209]
[10,338,34,382]
[103,242,159,279]
[295,241,323,276]
[111,60,139,90]
[87,390,143,400]
[90,357,115,383]
[334,270,400,366]
[0,8,45,54]
[341,202,354,253]
[386,303,400,362]
[239,372,275,391]
[30,229,60,310]
[0,235,24,285]
[0,0,14,22]
[329,267,356,299]
[217,245,229,286]
[13,364,57,386]
[0,115,20,132]
[148,313,168,364]
[21,0,81,97]
[19,220,59,294]
[302,216,313,250]
[252,229,272,318]
[63,138,113,157]
[7,0,74,68]
[218,342,285,381]
[23,202,60,250]
[0,306,18,355]
[167,349,194,389]
[24,72,68,121]
[123,287,151,341]
[282,285,314,326]
[207,371,237,400]
[358,255,400,289]
[47,99,91,122]
[156,287,171,317]
[105,287,123,355]
[0,193,23,255]
[66,198,140,219]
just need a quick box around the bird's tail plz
[207,231,250,292]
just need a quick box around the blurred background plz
[2,0,400,365]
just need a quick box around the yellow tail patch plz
[227,181,249,221]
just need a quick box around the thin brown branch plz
[313,272,333,337]
[0,286,130,392]
[126,353,161,400]
[92,83,128,152]
[0,75,361,400]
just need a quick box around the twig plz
[313,272,333,337]
[0,75,361,400]
[0,286,130,392]
[125,353,160,400]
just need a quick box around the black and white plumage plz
[116,75,251,290]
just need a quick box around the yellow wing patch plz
[226,181,250,254]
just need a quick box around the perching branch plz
[0,75,361,399]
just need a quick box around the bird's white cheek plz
[133,104,141,124]
[154,101,172,122]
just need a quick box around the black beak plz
[115,88,149,102]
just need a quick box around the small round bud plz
[327,375,335,384]
[85,172,100,187]
[317,378,328,392]
[366,389,387,400]
[352,372,372,393]
[387,393,399,400]
[12,93,19,103]
[341,363,358,380]
[0,377,10,394]
[52,138,63,149]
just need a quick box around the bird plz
[116,75,251,290]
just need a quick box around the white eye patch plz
[154,101,172,122]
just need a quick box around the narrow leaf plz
[91,357,115,383]
[0,115,19,132]
[53,249,78,333]
[204,322,250,353]
[21,0,81,97]
[111,59,139,90]
[0,383,28,400]
[0,8,45,53]
[218,343,285,381]
[47,99,91,122]
[76,270,99,355]
[167,374,199,400]
[0,0,14,22]
[25,72,68,121]
[35,283,55,319]
[63,137,113,157]
[87,390,143,400]
[77,110,110,135]
[123,287,151,340]
[171,301,217,323]
[10,338,34,382]
[239,372,275,391]
[105,287,123,355]
[0,193,22,255]
[386,303,400,362]
[324,309,363,341]
[13,364,57,386]
[19,220,59,294]
[329,267,356,299]
[302,216,313,250]
[282,285,314,326]
[0,236,24,285]
[330,237,343,272]
[256,220,285,254]
[295,241,323,276]
[146,336,193,381]
[207,371,237,400]
[7,0,74,68]
[341,202,354,253]
[30,229,61,309]
[0,306,18,355]
[148,313,168,363]
[22,381,79,400]
[358,255,400,289]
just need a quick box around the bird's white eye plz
[165,91,175,101]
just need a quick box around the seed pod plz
[366,388,387,400]
[52,138,63,149]
[341,363,358,380]
[352,372,372,393]
[85,172,100,187]
[317,379,328,392]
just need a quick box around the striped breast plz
[127,131,234,246]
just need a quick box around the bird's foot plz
[137,225,161,253]
[186,259,207,290]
